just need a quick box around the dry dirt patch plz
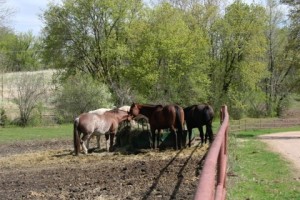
[0,140,207,200]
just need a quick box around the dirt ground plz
[259,132,300,179]
[0,138,208,200]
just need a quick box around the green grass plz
[0,124,72,144]
[228,127,300,199]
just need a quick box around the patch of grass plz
[228,128,300,199]
[0,124,72,144]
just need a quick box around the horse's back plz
[118,105,130,112]
[184,104,214,126]
[88,108,111,115]
[151,104,183,129]
[77,113,112,134]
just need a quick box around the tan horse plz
[73,109,130,155]
[87,108,112,149]
[87,106,132,149]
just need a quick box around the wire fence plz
[229,118,300,133]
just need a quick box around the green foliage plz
[0,31,42,71]
[0,108,8,126]
[126,2,211,104]
[42,0,143,104]
[11,73,47,127]
[54,73,114,123]
[39,0,299,118]
[210,1,268,118]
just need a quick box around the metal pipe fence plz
[194,105,229,200]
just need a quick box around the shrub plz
[0,108,8,127]
[54,73,114,123]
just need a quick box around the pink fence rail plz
[194,105,229,200]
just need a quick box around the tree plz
[0,0,14,29]
[54,73,114,123]
[264,0,289,116]
[210,1,268,118]
[11,72,47,126]
[273,0,300,115]
[0,32,42,71]
[126,2,211,104]
[42,0,144,105]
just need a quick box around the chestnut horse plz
[73,109,130,155]
[129,103,184,150]
[184,104,214,147]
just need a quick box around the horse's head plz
[129,102,140,117]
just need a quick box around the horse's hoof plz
[109,147,115,152]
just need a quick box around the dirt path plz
[258,132,300,179]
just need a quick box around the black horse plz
[184,104,214,147]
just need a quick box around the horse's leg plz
[206,123,214,143]
[177,127,182,150]
[105,133,109,151]
[198,126,204,145]
[86,135,92,151]
[109,132,115,152]
[170,127,178,150]
[81,134,89,155]
[150,128,156,149]
[188,128,192,147]
[96,134,101,149]
[157,129,161,149]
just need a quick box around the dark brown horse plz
[184,104,214,146]
[73,109,130,155]
[129,103,184,150]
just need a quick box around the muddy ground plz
[0,139,208,200]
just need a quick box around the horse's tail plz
[175,105,184,148]
[204,105,214,123]
[73,117,80,156]
[204,105,214,143]
[175,105,183,133]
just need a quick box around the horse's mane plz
[140,104,163,108]
[107,108,128,114]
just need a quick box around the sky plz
[7,0,59,36]
[6,0,287,36]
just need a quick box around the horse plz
[73,109,130,155]
[87,107,112,149]
[86,105,133,149]
[118,105,130,112]
[129,103,184,150]
[88,108,112,115]
[184,104,214,147]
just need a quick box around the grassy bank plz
[0,124,72,144]
[227,127,300,199]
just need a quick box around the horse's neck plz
[116,112,129,122]
[140,106,157,118]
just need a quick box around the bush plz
[0,108,8,127]
[54,73,114,123]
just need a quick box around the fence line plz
[194,105,229,200]
[230,118,300,133]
